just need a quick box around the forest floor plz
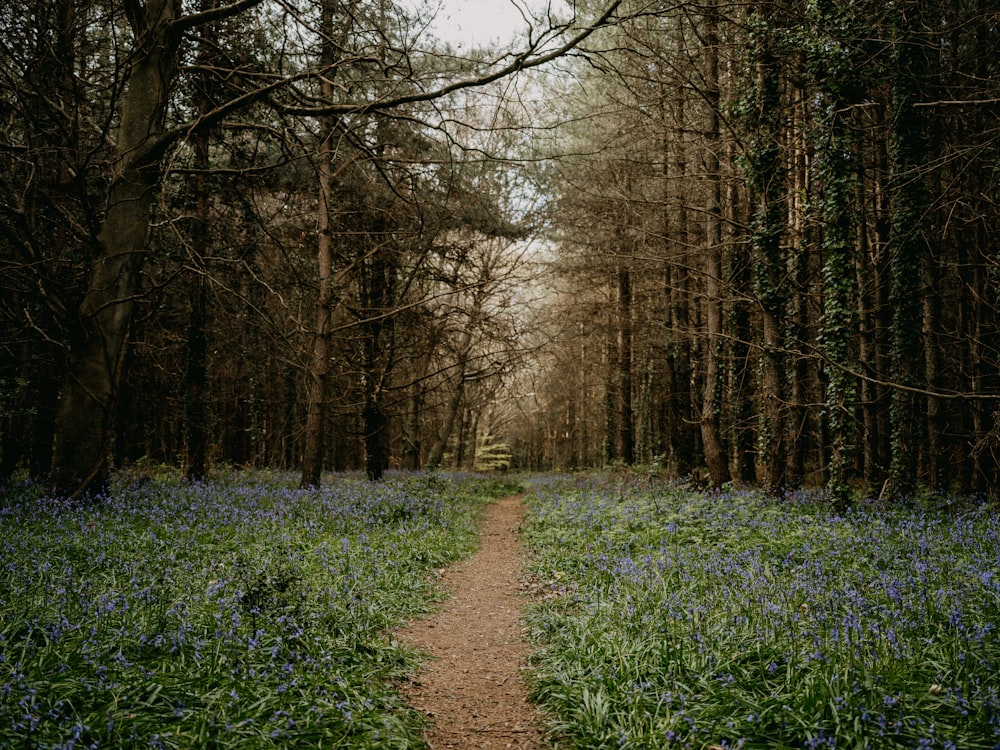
[396,494,548,749]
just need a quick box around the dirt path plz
[397,494,546,750]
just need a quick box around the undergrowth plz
[0,470,519,749]
[522,474,1000,749]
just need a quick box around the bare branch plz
[278,0,626,117]
[171,0,266,35]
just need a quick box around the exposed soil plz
[397,494,547,749]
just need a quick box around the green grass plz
[0,470,520,749]
[521,475,1000,750]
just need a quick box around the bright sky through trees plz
[405,0,571,48]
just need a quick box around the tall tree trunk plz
[359,239,397,481]
[282,364,298,469]
[700,245,727,487]
[923,257,946,493]
[810,0,863,509]
[363,397,389,480]
[818,144,860,510]
[299,134,335,488]
[662,47,694,477]
[359,2,398,483]
[699,0,729,488]
[184,274,209,481]
[49,0,182,497]
[361,311,393,481]
[300,0,339,489]
[727,146,755,484]
[884,4,929,500]
[616,257,635,464]
[665,265,694,476]
[426,302,477,468]
[786,55,810,486]
[604,313,619,464]
[184,9,215,481]
[730,230,756,486]
[427,376,465,468]
[401,353,431,470]
[856,236,880,495]
[745,4,787,494]
[29,355,61,482]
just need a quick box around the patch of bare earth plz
[397,494,546,749]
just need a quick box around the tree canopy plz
[2,0,998,502]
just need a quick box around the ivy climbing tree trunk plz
[884,1,930,500]
[810,0,864,509]
[744,2,788,495]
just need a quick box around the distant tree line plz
[509,0,1000,503]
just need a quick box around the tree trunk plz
[359,239,397,481]
[616,258,635,465]
[282,365,298,469]
[29,354,61,482]
[786,56,810,486]
[856,240,880,496]
[923,258,946,493]
[662,49,694,477]
[746,6,787,494]
[401,353,431,470]
[184,274,209,481]
[604,315,619,464]
[427,304,477,468]
[701,250,728,487]
[811,1,862,509]
[361,303,394,481]
[730,238,756,486]
[184,14,215,481]
[699,0,729,488]
[299,136,335,488]
[363,398,389,481]
[300,0,339,489]
[884,5,929,501]
[49,0,182,497]
[663,261,693,477]
[427,377,464,468]
[401,390,422,471]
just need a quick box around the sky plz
[405,0,571,49]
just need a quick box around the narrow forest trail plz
[397,494,546,749]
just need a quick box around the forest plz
[1,0,998,503]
